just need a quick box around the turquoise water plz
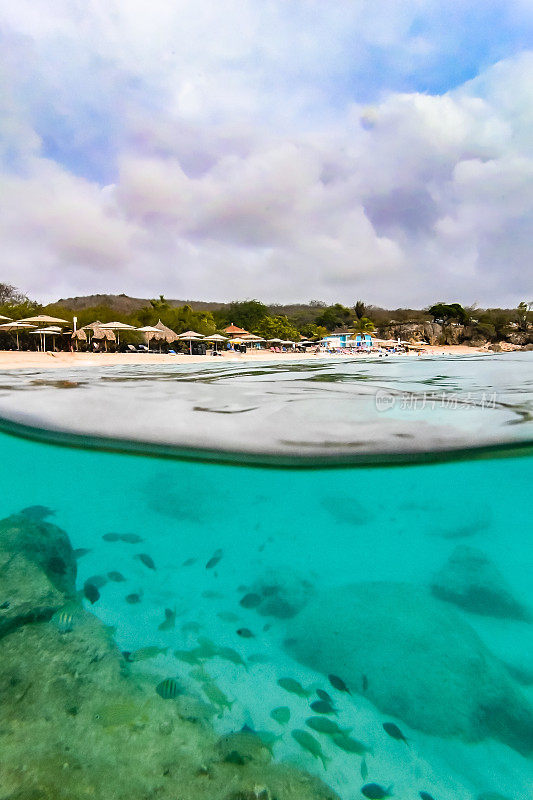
[0,354,532,800]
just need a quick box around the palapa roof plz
[153,320,179,343]
[81,321,116,341]
[223,323,249,335]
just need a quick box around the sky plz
[1,1,532,307]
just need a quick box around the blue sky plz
[1,1,532,305]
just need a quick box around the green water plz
[0,426,531,800]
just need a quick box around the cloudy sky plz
[1,1,532,306]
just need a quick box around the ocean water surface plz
[0,352,532,800]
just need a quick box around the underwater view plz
[0,353,532,800]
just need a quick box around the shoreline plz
[0,345,491,370]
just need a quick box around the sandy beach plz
[0,344,488,370]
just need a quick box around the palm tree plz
[352,316,375,334]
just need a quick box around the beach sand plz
[0,345,487,370]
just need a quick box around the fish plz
[93,700,148,728]
[107,571,126,582]
[56,611,74,634]
[305,717,351,735]
[316,689,333,703]
[328,673,351,695]
[382,722,408,744]
[419,793,435,800]
[361,784,393,799]
[331,732,372,755]
[125,592,142,604]
[291,729,329,769]
[216,646,247,669]
[309,700,337,715]
[83,582,100,604]
[174,648,203,665]
[361,758,368,781]
[21,505,55,520]
[102,533,121,542]
[202,681,234,712]
[247,653,271,664]
[189,667,210,683]
[85,574,108,588]
[202,590,225,599]
[120,533,144,543]
[182,557,196,566]
[217,611,240,622]
[130,646,168,661]
[136,553,156,570]
[362,674,369,692]
[156,677,182,699]
[205,549,223,569]
[239,593,262,608]
[270,706,291,725]
[277,677,310,697]
[236,628,254,638]
[246,727,281,754]
[73,547,92,559]
[158,607,176,631]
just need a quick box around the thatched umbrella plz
[69,328,87,351]
[153,320,180,343]
[82,321,116,351]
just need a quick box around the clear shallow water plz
[0,354,532,800]
[0,351,531,461]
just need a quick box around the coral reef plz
[431,545,532,621]
[0,511,338,800]
[284,581,533,755]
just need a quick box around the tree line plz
[0,283,531,345]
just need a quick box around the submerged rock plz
[247,569,316,619]
[0,511,77,637]
[431,545,531,621]
[0,511,76,598]
[284,582,533,755]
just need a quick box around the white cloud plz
[0,2,532,306]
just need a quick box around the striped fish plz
[156,678,181,700]
[57,611,74,634]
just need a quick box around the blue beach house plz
[355,333,373,348]
[321,330,374,349]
